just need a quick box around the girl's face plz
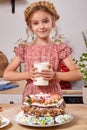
[29,10,54,39]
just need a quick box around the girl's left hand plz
[40,67,55,81]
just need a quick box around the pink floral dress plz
[14,42,72,100]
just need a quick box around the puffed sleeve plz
[59,42,72,60]
[13,43,25,62]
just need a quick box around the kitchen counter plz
[0,81,26,103]
[0,80,82,103]
[0,104,87,130]
[0,80,82,95]
[0,80,26,94]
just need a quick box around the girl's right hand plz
[29,66,40,81]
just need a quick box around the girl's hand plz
[40,66,55,81]
[29,66,40,81]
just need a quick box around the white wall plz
[0,0,87,89]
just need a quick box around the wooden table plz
[0,104,87,130]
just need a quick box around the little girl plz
[3,1,82,101]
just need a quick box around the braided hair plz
[24,1,60,28]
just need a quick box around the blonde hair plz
[24,1,60,27]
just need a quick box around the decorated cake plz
[16,93,71,126]
[15,93,73,126]
[15,93,73,127]
[22,93,66,117]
